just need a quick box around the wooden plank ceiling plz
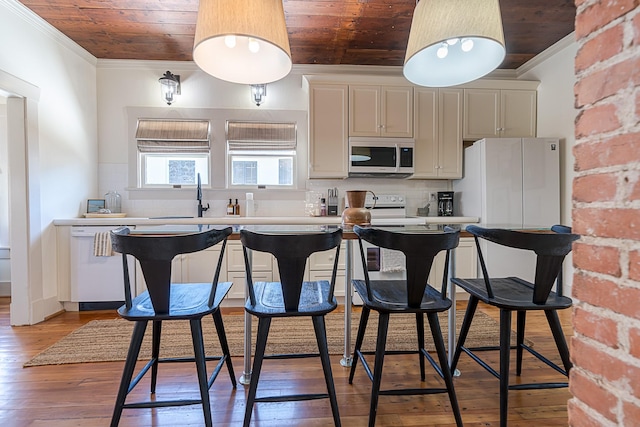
[18,0,576,69]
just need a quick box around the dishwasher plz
[70,225,135,310]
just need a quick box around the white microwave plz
[348,137,415,178]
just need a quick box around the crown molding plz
[2,0,96,65]
[517,32,576,76]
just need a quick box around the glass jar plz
[104,190,121,213]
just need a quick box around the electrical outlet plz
[429,192,437,202]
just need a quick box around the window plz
[226,121,297,188]
[141,154,209,186]
[135,119,210,188]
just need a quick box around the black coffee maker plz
[437,191,454,216]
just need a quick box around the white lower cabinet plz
[308,243,346,297]
[225,241,347,300]
[225,242,274,299]
[427,237,477,296]
[135,246,225,295]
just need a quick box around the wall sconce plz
[250,84,267,106]
[192,0,292,84]
[403,0,506,87]
[158,71,181,105]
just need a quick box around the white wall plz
[0,100,9,296]
[0,0,98,323]
[96,62,452,218]
[519,34,578,294]
[0,101,8,247]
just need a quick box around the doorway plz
[0,97,9,297]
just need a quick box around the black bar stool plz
[109,226,236,427]
[240,228,343,427]
[349,225,463,427]
[451,225,579,427]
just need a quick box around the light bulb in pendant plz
[248,38,260,53]
[461,38,474,52]
[224,35,236,48]
[436,43,448,59]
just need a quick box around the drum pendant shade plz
[403,0,506,87]
[193,0,292,84]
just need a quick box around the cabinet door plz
[308,243,346,270]
[227,270,273,299]
[428,250,447,287]
[437,88,463,178]
[453,237,477,298]
[309,84,349,178]
[381,86,413,137]
[463,89,500,140]
[181,248,225,283]
[349,85,381,136]
[501,90,537,137]
[454,238,478,279]
[309,270,346,297]
[410,88,438,178]
[226,241,272,272]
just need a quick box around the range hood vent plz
[135,119,210,153]
[226,121,296,150]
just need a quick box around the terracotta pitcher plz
[342,190,376,226]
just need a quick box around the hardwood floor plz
[0,297,572,426]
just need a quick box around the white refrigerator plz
[453,137,560,281]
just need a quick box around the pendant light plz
[193,0,292,85]
[403,0,506,87]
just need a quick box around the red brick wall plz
[570,1,640,425]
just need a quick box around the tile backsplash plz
[98,163,451,218]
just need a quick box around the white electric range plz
[345,193,426,226]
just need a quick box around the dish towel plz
[380,248,405,273]
[93,232,115,257]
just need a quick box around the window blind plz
[135,119,210,153]
[226,121,296,151]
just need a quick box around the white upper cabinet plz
[411,88,463,179]
[463,88,537,140]
[349,85,413,137]
[308,83,349,179]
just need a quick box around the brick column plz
[570,0,640,425]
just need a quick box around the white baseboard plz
[0,281,10,297]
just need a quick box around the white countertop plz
[53,215,479,227]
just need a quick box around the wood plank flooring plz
[0,297,572,426]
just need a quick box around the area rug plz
[24,310,529,367]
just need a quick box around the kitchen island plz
[54,216,479,383]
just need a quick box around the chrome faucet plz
[197,173,209,218]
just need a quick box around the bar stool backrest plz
[110,226,232,314]
[466,225,580,304]
[354,226,460,308]
[240,229,343,311]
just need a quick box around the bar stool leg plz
[368,312,389,427]
[349,306,370,383]
[427,312,463,427]
[244,317,271,427]
[451,296,479,372]
[499,309,512,427]
[190,319,212,427]
[313,315,341,427]
[212,310,237,387]
[111,321,148,427]
[416,312,426,380]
